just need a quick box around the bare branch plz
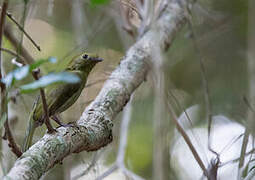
[187,19,217,156]
[0,47,26,65]
[0,0,22,158]
[238,0,255,177]
[4,0,193,179]
[166,93,209,178]
[31,69,55,133]
[3,25,35,64]
[0,6,41,51]
[96,164,118,180]
[72,151,102,180]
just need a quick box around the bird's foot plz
[51,115,75,128]
[59,122,75,128]
[45,117,56,134]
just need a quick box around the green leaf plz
[20,72,81,93]
[29,57,57,71]
[23,0,29,4]
[1,65,29,87]
[15,65,30,80]
[90,0,110,5]
[1,57,57,88]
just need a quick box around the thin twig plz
[205,132,245,179]
[0,6,41,51]
[0,1,7,80]
[187,19,217,157]
[166,93,209,178]
[3,119,22,157]
[168,90,208,163]
[0,0,22,158]
[116,95,133,164]
[31,69,55,133]
[206,156,220,180]
[18,2,28,57]
[238,126,249,172]
[4,25,34,64]
[0,47,26,65]
[96,164,118,180]
[219,133,244,155]
[238,96,254,177]
[122,167,144,180]
[39,87,55,133]
[72,152,102,180]
[239,0,255,176]
[220,148,255,167]
[187,17,220,179]
[205,132,244,180]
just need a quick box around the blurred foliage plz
[1,57,57,87]
[20,72,80,93]
[168,0,249,125]
[0,0,251,179]
[90,0,110,5]
[126,94,154,178]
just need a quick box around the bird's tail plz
[22,116,36,152]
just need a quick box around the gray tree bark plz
[4,0,194,179]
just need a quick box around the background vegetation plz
[0,0,253,179]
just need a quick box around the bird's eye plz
[82,54,88,59]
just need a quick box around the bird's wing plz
[33,80,82,121]
[46,81,82,115]
[33,71,86,120]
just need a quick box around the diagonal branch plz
[4,0,194,179]
[0,0,23,158]
[0,6,41,51]
[3,25,34,64]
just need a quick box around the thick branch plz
[4,0,192,179]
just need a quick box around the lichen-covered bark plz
[4,0,192,179]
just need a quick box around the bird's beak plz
[89,57,103,62]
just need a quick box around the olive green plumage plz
[22,52,103,152]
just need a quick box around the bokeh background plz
[0,0,253,179]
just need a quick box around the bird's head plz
[66,52,103,72]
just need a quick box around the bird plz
[22,52,103,152]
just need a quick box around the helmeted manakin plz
[22,52,103,152]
